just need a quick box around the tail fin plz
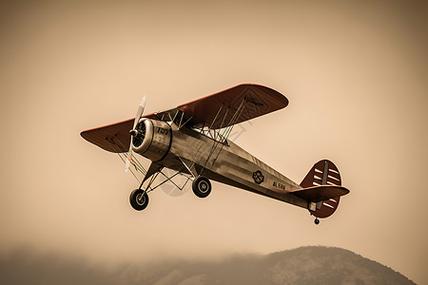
[300,159,343,218]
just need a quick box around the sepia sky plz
[0,1,427,284]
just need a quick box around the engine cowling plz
[131,119,172,161]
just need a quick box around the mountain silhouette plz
[0,246,416,285]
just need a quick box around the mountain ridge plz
[0,246,416,285]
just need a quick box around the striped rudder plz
[300,160,342,218]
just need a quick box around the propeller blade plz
[125,96,147,172]
[125,153,132,172]
[133,96,146,129]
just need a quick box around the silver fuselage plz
[155,123,309,210]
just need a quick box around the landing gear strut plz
[192,176,212,198]
[129,189,149,211]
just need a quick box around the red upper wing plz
[177,84,288,129]
[80,84,288,153]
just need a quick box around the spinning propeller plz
[125,96,146,172]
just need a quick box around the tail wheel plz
[192,176,211,198]
[129,189,149,211]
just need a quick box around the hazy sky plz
[1,1,427,284]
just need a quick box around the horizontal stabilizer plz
[292,185,349,202]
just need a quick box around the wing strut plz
[191,97,247,176]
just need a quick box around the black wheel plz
[192,176,211,198]
[314,218,320,225]
[129,189,149,211]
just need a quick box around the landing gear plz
[129,189,149,211]
[314,218,320,225]
[192,176,211,198]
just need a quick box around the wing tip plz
[80,129,92,142]
[240,83,289,108]
[79,119,134,153]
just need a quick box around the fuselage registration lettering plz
[273,181,286,190]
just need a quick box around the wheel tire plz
[314,218,320,225]
[129,189,149,211]
[192,176,211,198]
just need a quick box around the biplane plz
[81,84,350,224]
